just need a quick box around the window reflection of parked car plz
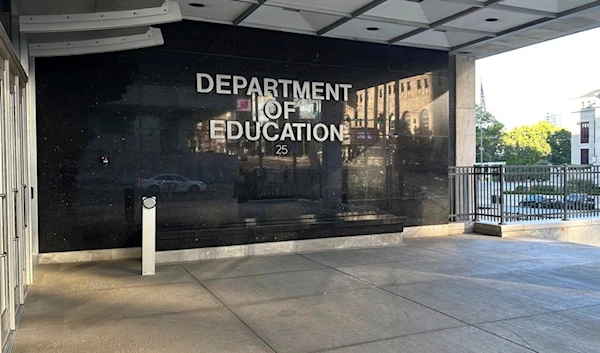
[518,195,557,208]
[137,174,206,195]
[555,194,595,210]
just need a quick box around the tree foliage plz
[548,129,572,165]
[475,105,505,163]
[503,121,570,165]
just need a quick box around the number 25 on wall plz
[276,144,289,155]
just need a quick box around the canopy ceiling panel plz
[16,0,600,58]
[18,0,182,56]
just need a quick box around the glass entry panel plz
[0,76,9,346]
[9,90,22,311]
[4,89,22,330]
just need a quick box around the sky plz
[476,26,600,131]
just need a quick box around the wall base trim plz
[38,248,142,264]
[37,223,472,264]
[474,219,600,246]
[156,232,403,264]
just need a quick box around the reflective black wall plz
[36,21,450,253]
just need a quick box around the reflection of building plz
[571,89,600,165]
[346,72,448,138]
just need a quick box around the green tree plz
[503,121,558,165]
[548,129,571,165]
[475,105,505,162]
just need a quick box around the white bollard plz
[142,196,157,276]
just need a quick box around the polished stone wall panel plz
[36,21,450,253]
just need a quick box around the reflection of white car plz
[138,174,207,194]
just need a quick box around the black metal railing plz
[450,165,600,223]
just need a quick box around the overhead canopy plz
[175,0,600,58]
[17,0,182,57]
[15,0,600,58]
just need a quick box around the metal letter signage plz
[196,73,352,142]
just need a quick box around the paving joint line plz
[181,265,280,353]
[295,252,541,353]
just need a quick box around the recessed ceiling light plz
[485,18,499,22]
[366,27,379,31]
[189,3,205,8]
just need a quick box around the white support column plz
[449,54,476,220]
[142,197,156,276]
[449,54,476,167]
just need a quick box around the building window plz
[389,114,396,134]
[401,83,405,92]
[379,89,383,98]
[420,110,430,130]
[424,79,429,88]
[581,122,590,143]
[407,82,411,91]
[581,149,589,164]
[388,86,392,94]
[417,80,422,89]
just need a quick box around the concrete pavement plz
[14,234,600,353]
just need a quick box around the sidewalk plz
[14,234,600,353]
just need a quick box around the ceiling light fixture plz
[366,27,380,31]
[189,3,205,8]
[485,18,499,22]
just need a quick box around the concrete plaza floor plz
[14,234,600,353]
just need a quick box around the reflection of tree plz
[413,125,434,167]
[393,117,434,168]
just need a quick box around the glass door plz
[18,89,27,299]
[9,89,22,313]
[4,87,21,330]
[0,73,9,346]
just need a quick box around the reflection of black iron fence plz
[244,169,321,200]
[450,165,600,224]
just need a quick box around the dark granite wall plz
[36,21,449,253]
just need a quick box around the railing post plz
[142,196,157,276]
[473,165,479,222]
[563,164,568,221]
[449,168,455,222]
[499,165,505,225]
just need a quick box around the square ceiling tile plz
[499,0,596,13]
[363,0,472,25]
[242,4,343,34]
[397,29,486,49]
[325,18,418,42]
[265,0,373,14]
[443,8,546,33]
[177,0,252,23]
